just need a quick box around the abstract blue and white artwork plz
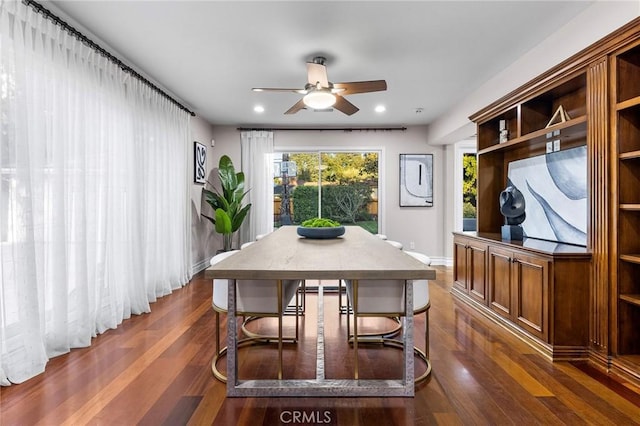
[506,145,587,246]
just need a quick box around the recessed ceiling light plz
[375,105,386,113]
[254,105,265,113]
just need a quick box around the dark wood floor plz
[2,267,639,425]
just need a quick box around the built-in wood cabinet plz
[453,233,588,359]
[488,246,549,342]
[453,235,487,304]
[453,18,640,385]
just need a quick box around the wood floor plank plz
[1,267,639,425]
[53,300,210,426]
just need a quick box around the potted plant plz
[202,155,251,251]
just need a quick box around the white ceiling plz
[51,1,594,128]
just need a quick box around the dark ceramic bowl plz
[297,226,345,239]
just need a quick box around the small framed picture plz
[399,153,433,207]
[194,141,207,184]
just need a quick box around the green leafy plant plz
[202,155,251,251]
[301,218,341,228]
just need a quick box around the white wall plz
[190,116,219,273]
[208,126,449,264]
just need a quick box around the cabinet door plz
[513,252,549,341]
[468,241,488,304]
[453,237,469,293]
[488,246,513,319]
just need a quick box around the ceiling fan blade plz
[284,98,306,115]
[307,62,329,88]
[253,87,307,94]
[333,80,387,95]
[333,96,359,116]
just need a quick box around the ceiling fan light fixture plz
[303,90,336,110]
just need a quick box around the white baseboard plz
[429,256,453,267]
[192,258,211,276]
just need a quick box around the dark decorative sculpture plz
[499,185,526,241]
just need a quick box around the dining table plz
[206,225,436,397]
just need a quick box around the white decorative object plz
[499,119,509,143]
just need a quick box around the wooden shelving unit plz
[456,56,593,362]
[613,39,640,363]
[473,71,589,237]
[455,18,640,386]
[477,115,587,155]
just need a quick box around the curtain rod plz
[237,127,407,132]
[23,0,196,117]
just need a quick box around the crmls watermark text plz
[279,410,332,424]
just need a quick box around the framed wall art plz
[506,145,587,246]
[194,141,207,184]
[399,153,433,207]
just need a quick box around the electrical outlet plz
[554,139,561,152]
[409,241,415,250]
[546,141,553,153]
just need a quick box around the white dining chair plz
[240,241,255,249]
[385,240,403,249]
[210,250,301,382]
[241,234,306,315]
[338,237,402,315]
[344,250,432,383]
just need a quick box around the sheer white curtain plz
[0,2,191,384]
[240,131,274,243]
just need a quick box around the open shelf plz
[476,72,587,154]
[620,294,640,307]
[477,107,518,150]
[617,44,640,103]
[620,254,640,265]
[620,150,640,160]
[618,104,640,154]
[621,204,640,211]
[478,115,586,155]
[520,73,586,135]
[617,95,640,111]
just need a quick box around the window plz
[274,150,379,233]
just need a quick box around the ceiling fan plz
[252,56,387,116]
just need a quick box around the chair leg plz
[295,285,299,342]
[215,311,221,356]
[278,279,283,380]
[425,308,430,359]
[353,280,359,380]
[338,279,343,314]
[346,293,351,341]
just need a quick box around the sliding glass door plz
[273,150,379,233]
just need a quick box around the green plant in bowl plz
[301,218,341,228]
[298,218,345,239]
